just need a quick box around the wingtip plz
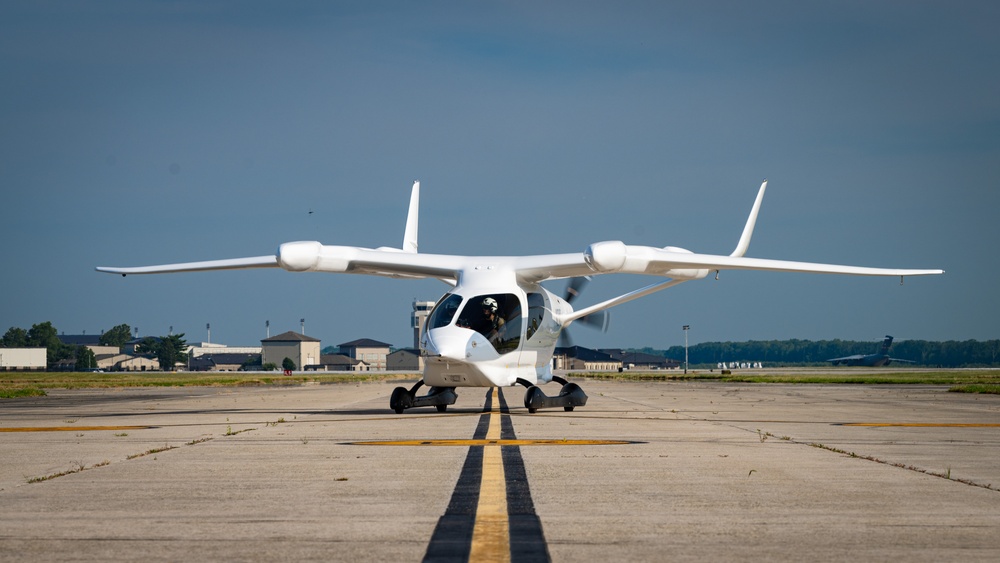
[730,180,768,257]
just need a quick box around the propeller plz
[557,276,610,348]
[564,276,590,305]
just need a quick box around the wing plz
[97,180,943,291]
[97,242,467,283]
[572,240,943,280]
[96,255,280,275]
[542,179,941,283]
[828,355,864,362]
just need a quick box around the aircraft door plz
[522,290,560,363]
[457,292,524,360]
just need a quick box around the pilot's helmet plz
[482,297,498,313]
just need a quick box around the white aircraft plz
[97,180,943,413]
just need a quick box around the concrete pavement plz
[1,380,998,561]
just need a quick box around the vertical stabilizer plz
[731,179,768,257]
[881,335,894,355]
[403,180,420,253]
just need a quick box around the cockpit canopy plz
[426,292,523,354]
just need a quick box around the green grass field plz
[0,371,417,398]
[2,369,999,398]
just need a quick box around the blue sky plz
[2,1,996,350]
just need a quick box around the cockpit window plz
[427,294,463,330]
[457,293,522,354]
[526,292,546,341]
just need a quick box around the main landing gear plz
[388,377,587,414]
[518,376,588,414]
[389,381,457,414]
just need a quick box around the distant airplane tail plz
[880,335,894,355]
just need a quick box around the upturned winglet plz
[731,179,767,257]
[402,180,420,253]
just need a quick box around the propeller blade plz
[557,310,609,348]
[576,310,610,333]
[564,276,591,304]
[557,329,574,349]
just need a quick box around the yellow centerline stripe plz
[469,398,510,563]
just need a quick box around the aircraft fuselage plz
[420,277,569,388]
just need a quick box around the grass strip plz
[0,371,417,396]
[570,370,1000,392]
[0,387,46,398]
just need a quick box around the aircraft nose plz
[424,327,472,361]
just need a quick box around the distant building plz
[95,353,124,371]
[338,338,392,371]
[261,331,321,370]
[188,353,260,372]
[553,347,621,371]
[307,354,367,372]
[0,348,47,371]
[599,349,680,370]
[387,348,423,371]
[411,300,435,348]
[116,355,160,372]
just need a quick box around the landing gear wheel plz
[389,382,457,414]
[523,381,587,413]
[390,386,412,414]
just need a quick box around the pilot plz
[479,297,505,345]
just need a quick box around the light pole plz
[300,318,305,335]
[265,320,270,338]
[683,325,690,374]
[206,323,211,344]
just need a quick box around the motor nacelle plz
[584,241,627,273]
[277,241,351,273]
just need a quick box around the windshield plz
[456,293,522,354]
[426,294,463,330]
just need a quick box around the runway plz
[1,380,999,561]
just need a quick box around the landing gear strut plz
[518,376,588,413]
[390,381,457,414]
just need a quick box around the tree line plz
[2,322,187,371]
[633,338,1000,368]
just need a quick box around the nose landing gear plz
[390,381,458,414]
[518,376,588,413]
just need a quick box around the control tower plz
[411,299,435,349]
